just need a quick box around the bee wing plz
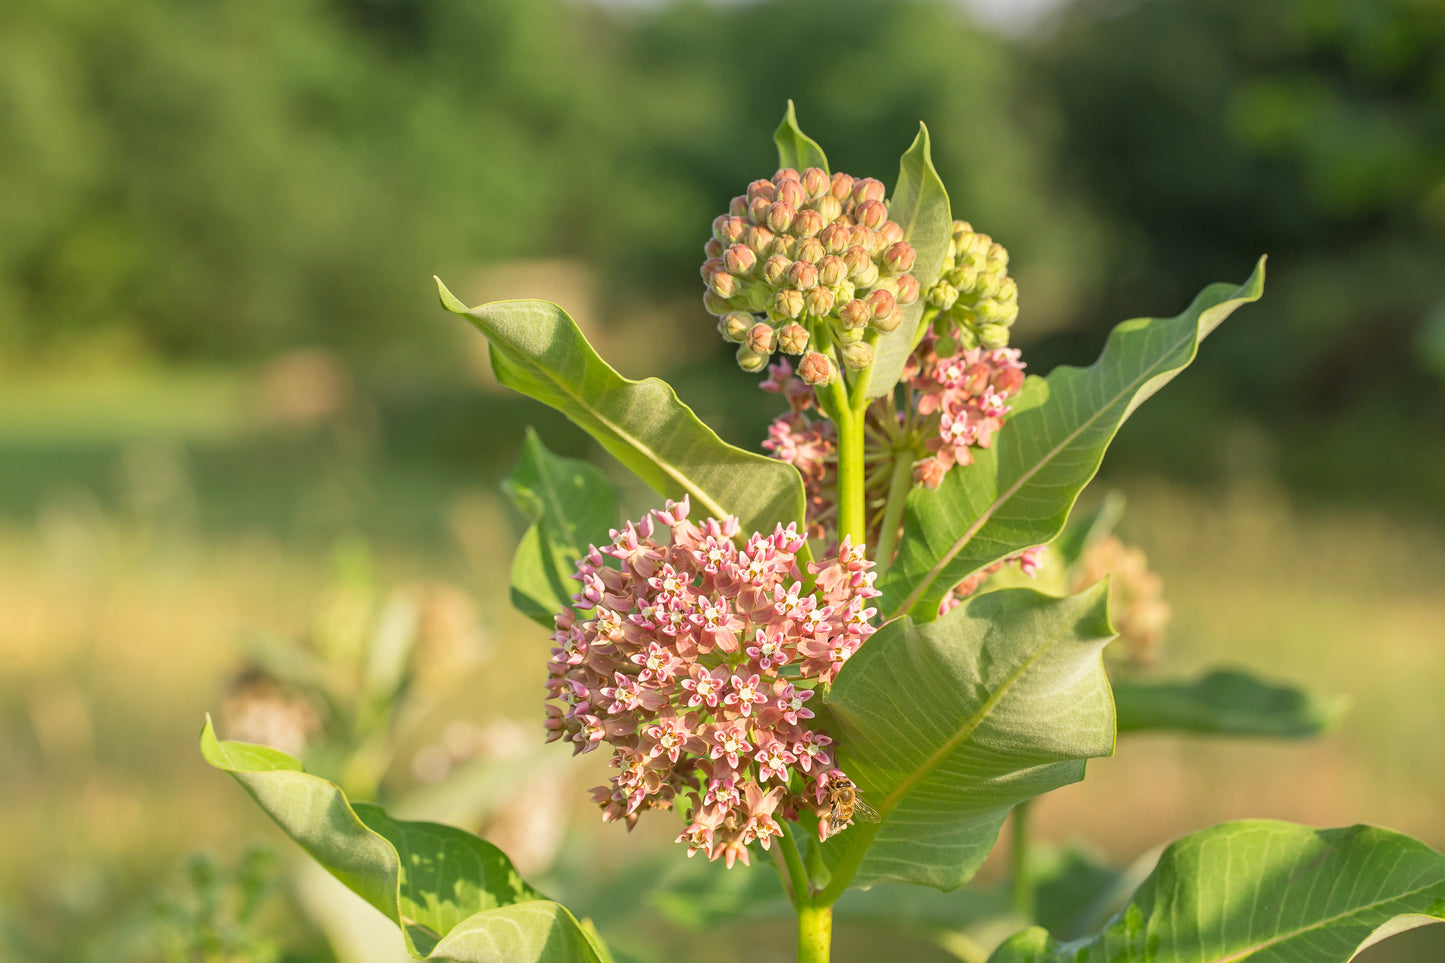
[852,796,882,823]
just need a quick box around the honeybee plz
[824,775,880,834]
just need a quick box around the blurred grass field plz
[2,358,1442,960]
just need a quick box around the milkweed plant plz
[203,105,1445,963]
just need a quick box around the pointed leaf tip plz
[435,276,469,314]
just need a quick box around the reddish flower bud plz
[745,225,775,255]
[819,221,851,255]
[992,365,1025,396]
[878,220,905,245]
[704,238,723,259]
[776,179,806,209]
[841,341,874,371]
[709,270,740,299]
[865,289,896,324]
[804,286,835,317]
[718,311,753,342]
[788,261,819,291]
[838,299,871,330]
[798,351,836,386]
[793,236,825,264]
[736,345,770,373]
[777,322,810,355]
[715,215,750,245]
[774,168,801,182]
[747,322,779,355]
[801,167,829,198]
[895,274,921,305]
[842,246,872,278]
[767,202,797,234]
[817,255,847,288]
[701,257,725,282]
[770,287,805,321]
[849,224,876,251]
[855,199,887,230]
[725,243,758,277]
[729,194,749,218]
[763,254,792,287]
[829,172,855,201]
[962,361,992,396]
[882,242,916,275]
[851,178,886,205]
[870,305,902,333]
[793,208,825,238]
[749,196,773,225]
[747,179,777,203]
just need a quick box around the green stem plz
[1011,800,1034,923]
[777,821,811,905]
[797,902,833,963]
[872,450,917,574]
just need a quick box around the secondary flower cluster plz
[904,336,1027,489]
[702,167,921,384]
[925,220,1019,350]
[546,497,881,867]
[1071,535,1170,665]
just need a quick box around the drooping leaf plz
[817,584,1116,892]
[880,259,1266,621]
[503,427,618,627]
[435,285,806,538]
[1114,668,1346,738]
[989,821,1445,963]
[199,717,604,961]
[869,122,954,398]
[773,100,829,174]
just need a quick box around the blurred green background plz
[2,0,1443,960]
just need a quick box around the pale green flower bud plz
[718,311,753,342]
[833,278,856,304]
[770,287,805,321]
[763,254,792,287]
[801,166,829,199]
[951,263,980,291]
[819,221,851,255]
[829,172,855,202]
[842,341,874,371]
[988,241,1009,269]
[725,243,758,277]
[838,298,871,330]
[882,242,916,275]
[709,270,740,299]
[769,234,796,258]
[798,350,836,386]
[804,286,835,317]
[812,194,842,224]
[745,225,775,255]
[835,325,864,346]
[793,236,825,265]
[736,345,770,373]
[871,307,902,333]
[928,280,959,310]
[777,322,810,355]
[852,260,880,289]
[788,260,819,291]
[793,208,825,238]
[817,255,847,288]
[746,322,779,355]
[703,290,734,316]
[849,225,876,252]
[977,323,1010,349]
[955,325,980,350]
[855,199,887,230]
[741,281,772,313]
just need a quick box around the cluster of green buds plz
[701,167,922,385]
[925,221,1019,350]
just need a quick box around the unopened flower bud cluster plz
[702,168,922,385]
[546,496,881,867]
[926,221,1019,350]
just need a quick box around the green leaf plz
[503,427,619,627]
[427,902,613,963]
[773,100,829,174]
[818,584,1116,892]
[199,717,604,961]
[1048,491,1126,571]
[869,122,954,398]
[880,258,1266,621]
[435,285,806,537]
[989,821,1445,962]
[1114,668,1346,738]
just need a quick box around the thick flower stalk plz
[701,167,922,383]
[546,497,882,867]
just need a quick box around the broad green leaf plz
[427,902,612,963]
[435,285,806,538]
[1048,491,1126,571]
[989,820,1445,963]
[880,259,1266,621]
[503,427,618,627]
[818,584,1116,892]
[773,100,829,174]
[199,717,605,961]
[1031,845,1133,942]
[1114,668,1346,738]
[869,122,954,398]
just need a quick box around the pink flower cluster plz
[906,338,1027,489]
[761,358,836,539]
[547,496,881,867]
